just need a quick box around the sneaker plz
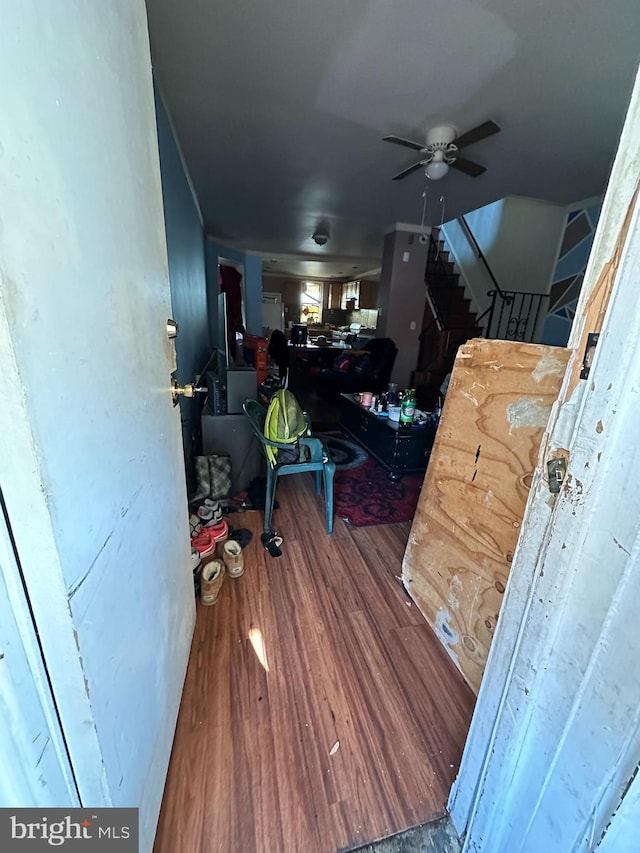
[200,558,225,606]
[207,519,229,544]
[222,540,244,578]
[191,530,215,558]
[204,514,227,533]
[197,500,223,525]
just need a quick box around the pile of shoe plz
[190,500,229,558]
[190,499,248,606]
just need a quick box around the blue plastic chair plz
[243,399,335,535]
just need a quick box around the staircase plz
[413,229,481,408]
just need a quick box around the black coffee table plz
[339,393,437,480]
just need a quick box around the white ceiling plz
[146,0,640,278]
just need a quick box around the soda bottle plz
[400,388,416,424]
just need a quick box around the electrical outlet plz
[410,321,417,331]
[402,251,410,262]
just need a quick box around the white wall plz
[441,196,567,317]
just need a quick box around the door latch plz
[170,372,207,406]
[547,457,567,493]
[580,332,599,379]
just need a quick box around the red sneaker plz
[191,529,215,557]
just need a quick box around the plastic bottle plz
[400,388,416,424]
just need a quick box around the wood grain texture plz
[403,339,570,694]
[154,474,474,853]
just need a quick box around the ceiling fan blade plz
[451,156,486,177]
[453,120,500,150]
[392,161,425,181]
[383,135,425,152]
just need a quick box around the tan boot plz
[200,558,225,605]
[222,540,244,578]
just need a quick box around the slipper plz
[261,530,283,558]
[228,528,253,549]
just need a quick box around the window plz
[300,282,323,324]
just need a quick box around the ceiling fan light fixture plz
[384,119,499,182]
[425,159,449,181]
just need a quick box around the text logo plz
[0,809,138,851]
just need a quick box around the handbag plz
[207,454,232,501]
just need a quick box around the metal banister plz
[459,214,507,299]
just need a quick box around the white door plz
[0,512,77,807]
[0,3,195,850]
[451,62,640,852]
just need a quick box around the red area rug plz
[320,433,423,527]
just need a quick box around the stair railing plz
[420,232,450,335]
[458,214,507,299]
[480,289,548,341]
[456,215,547,343]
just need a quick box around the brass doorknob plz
[170,373,207,406]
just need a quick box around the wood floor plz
[154,474,475,853]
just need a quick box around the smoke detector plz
[312,228,330,246]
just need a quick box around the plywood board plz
[402,339,570,694]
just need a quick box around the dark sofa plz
[314,337,398,398]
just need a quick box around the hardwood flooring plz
[154,474,475,853]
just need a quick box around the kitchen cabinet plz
[283,280,300,307]
[328,282,342,309]
[358,279,378,309]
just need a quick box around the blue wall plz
[541,200,602,346]
[154,89,209,459]
[206,240,263,341]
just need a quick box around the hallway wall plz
[155,87,209,460]
[377,226,430,387]
[539,197,603,346]
[441,196,567,319]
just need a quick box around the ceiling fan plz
[383,120,500,181]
